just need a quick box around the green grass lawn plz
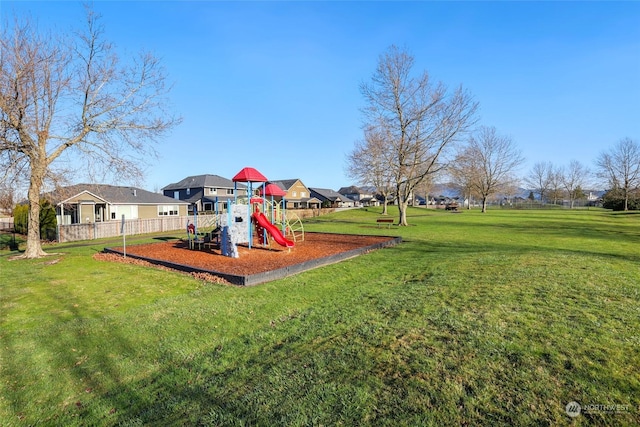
[1,208,638,426]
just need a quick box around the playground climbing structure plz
[185,166,305,257]
[284,212,304,243]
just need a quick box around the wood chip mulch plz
[94,232,396,285]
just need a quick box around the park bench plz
[376,218,394,228]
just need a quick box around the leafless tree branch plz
[355,45,478,225]
[0,6,181,258]
[450,126,524,212]
[595,137,640,211]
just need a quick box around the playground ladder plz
[197,213,219,231]
[285,212,304,242]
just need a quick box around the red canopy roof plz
[232,167,268,183]
[260,183,287,197]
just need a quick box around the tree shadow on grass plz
[0,289,145,424]
[389,232,640,272]
[2,239,637,425]
[427,216,640,263]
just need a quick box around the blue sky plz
[3,1,639,191]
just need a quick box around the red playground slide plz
[252,212,295,248]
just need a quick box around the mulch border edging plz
[103,233,402,286]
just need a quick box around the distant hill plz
[421,184,605,202]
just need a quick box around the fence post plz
[121,215,126,258]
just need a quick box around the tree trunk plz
[398,200,409,226]
[21,165,49,258]
[481,197,488,213]
[381,197,388,215]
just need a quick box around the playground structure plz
[186,206,221,250]
[186,167,304,258]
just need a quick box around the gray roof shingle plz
[47,184,188,205]
[162,174,246,191]
[309,187,349,202]
[270,179,300,191]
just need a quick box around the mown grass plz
[1,208,638,426]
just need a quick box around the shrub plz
[40,199,58,241]
[13,204,28,234]
[12,200,58,239]
[602,188,640,211]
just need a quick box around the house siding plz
[79,203,95,223]
[281,180,315,209]
[139,205,159,218]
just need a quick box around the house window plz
[112,205,138,220]
[292,191,297,197]
[158,205,179,216]
[301,191,307,198]
[173,191,179,199]
[208,188,217,195]
[226,189,234,195]
[186,188,191,195]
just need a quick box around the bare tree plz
[358,45,478,226]
[525,161,554,203]
[346,125,394,215]
[560,160,590,209]
[451,126,524,213]
[596,137,640,211]
[0,7,180,258]
[0,184,15,214]
[412,173,433,207]
[449,153,481,210]
[547,164,564,205]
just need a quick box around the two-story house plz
[338,185,380,207]
[269,179,321,209]
[162,174,247,213]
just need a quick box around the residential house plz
[270,179,321,209]
[162,174,247,213]
[49,184,189,225]
[338,185,380,207]
[430,195,460,209]
[310,187,353,208]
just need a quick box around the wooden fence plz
[19,208,343,243]
[56,215,218,243]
